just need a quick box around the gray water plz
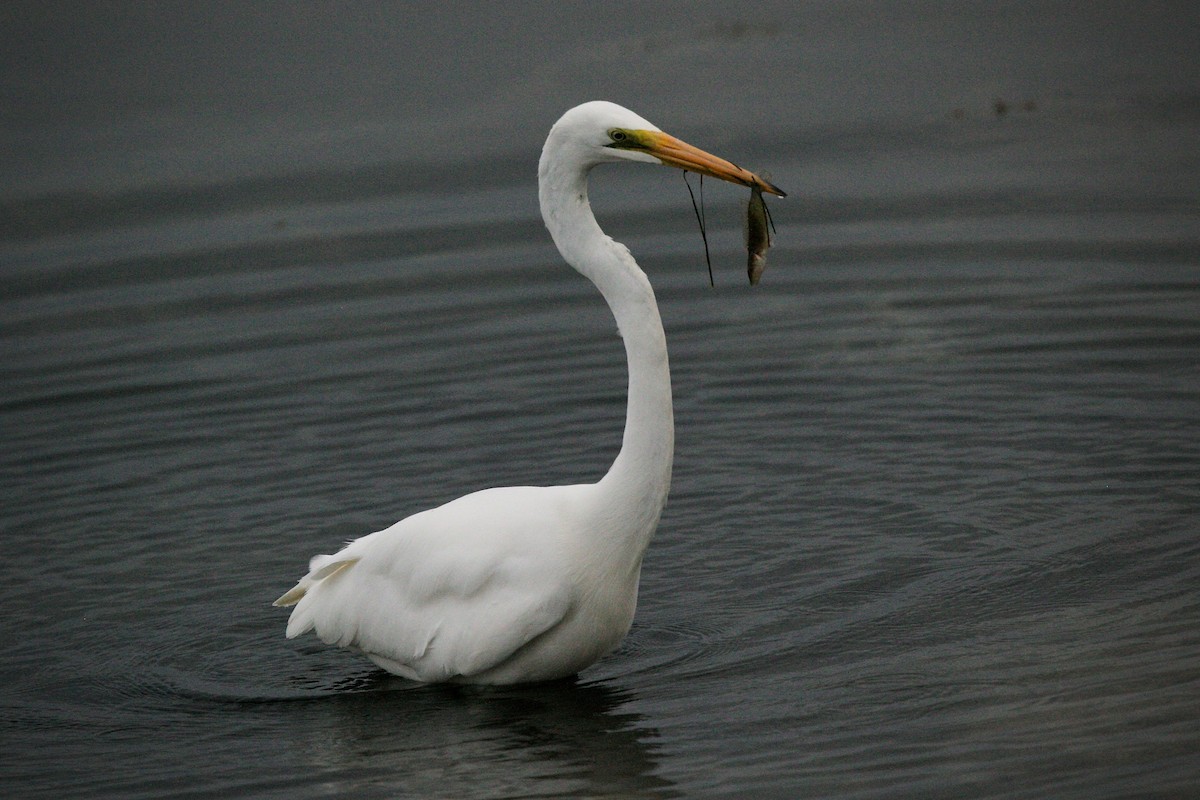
[3,3,1199,798]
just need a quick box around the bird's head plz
[548,101,785,197]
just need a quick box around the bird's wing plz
[277,487,577,681]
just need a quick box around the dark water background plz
[3,2,1198,797]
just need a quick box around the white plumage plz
[275,101,783,684]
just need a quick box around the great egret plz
[274,101,784,684]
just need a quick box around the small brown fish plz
[745,186,775,285]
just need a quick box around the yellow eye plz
[609,129,629,143]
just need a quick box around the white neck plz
[538,149,674,549]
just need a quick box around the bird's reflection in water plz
[290,672,679,799]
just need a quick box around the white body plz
[277,102,674,684]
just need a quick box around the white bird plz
[274,101,784,684]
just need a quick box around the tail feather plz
[272,582,308,608]
[272,556,360,608]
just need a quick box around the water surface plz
[3,3,1198,798]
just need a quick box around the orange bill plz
[642,131,785,197]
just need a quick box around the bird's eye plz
[609,129,628,143]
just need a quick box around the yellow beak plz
[641,131,786,197]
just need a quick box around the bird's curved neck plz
[538,155,674,540]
